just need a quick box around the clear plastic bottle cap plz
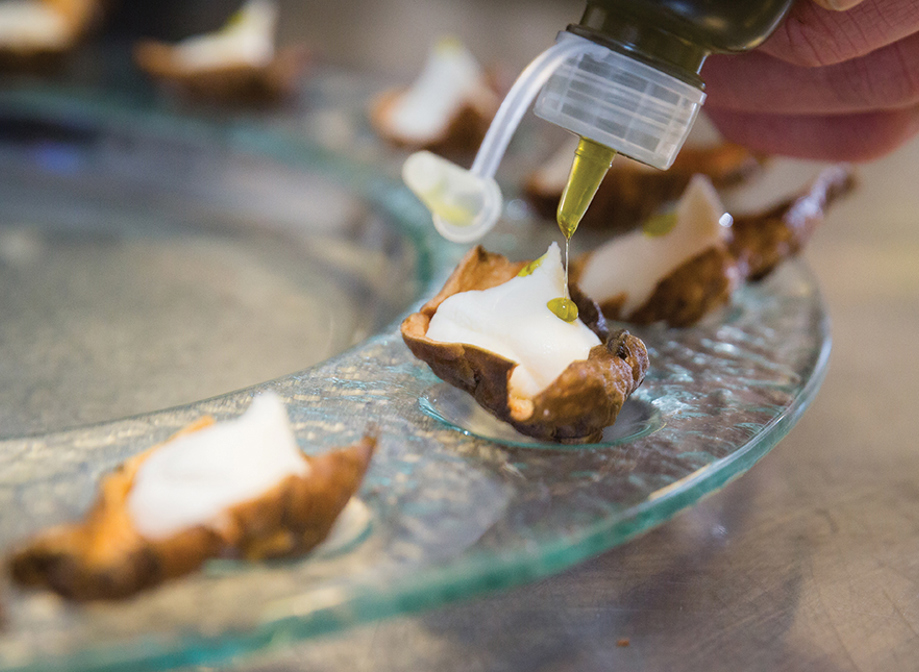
[402,151,503,243]
[534,32,705,170]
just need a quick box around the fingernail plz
[814,0,865,10]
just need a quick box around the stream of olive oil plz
[548,137,618,322]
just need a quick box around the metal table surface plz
[226,138,919,672]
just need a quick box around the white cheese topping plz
[425,242,601,398]
[0,1,70,50]
[127,392,308,540]
[577,175,730,315]
[387,37,492,142]
[171,0,277,71]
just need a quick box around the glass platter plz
[0,85,830,672]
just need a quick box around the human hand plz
[701,0,919,161]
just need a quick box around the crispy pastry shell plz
[369,86,498,156]
[8,419,375,600]
[401,246,649,443]
[133,41,309,105]
[730,164,856,281]
[583,247,742,329]
[0,0,100,73]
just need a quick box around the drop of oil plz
[547,296,579,323]
[517,256,544,277]
[642,210,679,237]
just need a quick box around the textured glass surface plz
[0,100,421,438]
[0,89,829,672]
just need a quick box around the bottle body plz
[574,0,796,79]
[581,0,796,53]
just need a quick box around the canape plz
[8,393,375,600]
[133,0,309,105]
[0,0,99,71]
[401,243,648,443]
[370,37,500,155]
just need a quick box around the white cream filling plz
[0,1,70,50]
[425,242,601,398]
[127,392,308,540]
[171,0,277,71]
[387,37,491,142]
[577,175,731,315]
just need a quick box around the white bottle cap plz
[534,32,705,170]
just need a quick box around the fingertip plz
[811,0,866,10]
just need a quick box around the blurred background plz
[103,0,584,75]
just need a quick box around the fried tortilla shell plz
[401,246,649,443]
[8,419,375,601]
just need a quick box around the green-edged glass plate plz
[0,85,829,672]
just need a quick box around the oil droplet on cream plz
[517,256,544,277]
[546,296,579,323]
[642,210,679,237]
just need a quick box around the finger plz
[759,0,919,67]
[704,106,919,162]
[702,31,919,115]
